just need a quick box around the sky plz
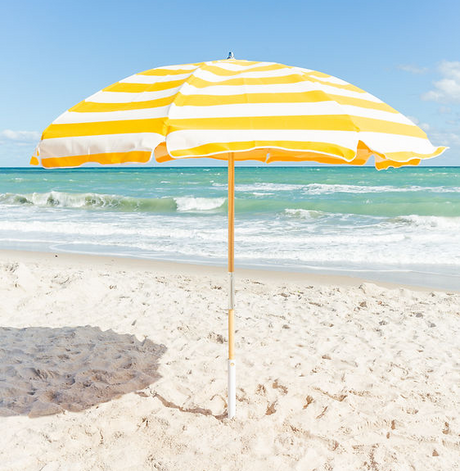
[0,0,459,167]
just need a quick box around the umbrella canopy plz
[31,57,446,419]
[31,58,446,170]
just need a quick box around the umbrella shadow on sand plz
[0,325,166,418]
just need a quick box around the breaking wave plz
[391,215,460,229]
[0,192,227,213]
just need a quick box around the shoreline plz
[3,165,459,294]
[0,248,456,293]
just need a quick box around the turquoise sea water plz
[0,166,459,290]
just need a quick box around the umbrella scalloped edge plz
[153,140,448,170]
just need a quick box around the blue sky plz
[1,0,459,166]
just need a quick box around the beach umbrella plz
[31,54,446,419]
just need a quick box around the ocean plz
[0,166,459,290]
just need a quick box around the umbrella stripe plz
[165,139,445,163]
[43,119,166,139]
[159,151,371,166]
[40,150,152,169]
[38,146,361,168]
[375,158,422,170]
[57,103,406,124]
[166,133,441,163]
[168,142,445,162]
[103,79,187,93]
[202,60,269,70]
[189,70,360,90]
[164,140,357,160]
[178,82,377,99]
[105,74,366,94]
[194,73,364,93]
[166,104,408,123]
[70,96,175,112]
[177,68,306,83]
[299,69,353,85]
[89,81,379,102]
[36,133,164,158]
[355,132,441,154]
[70,91,395,113]
[136,61,262,76]
[38,130,358,157]
[42,115,424,140]
[138,67,199,76]
[55,107,170,123]
[166,116,425,138]
[86,88,182,103]
[36,132,355,160]
[196,63,288,76]
[304,70,331,78]
[54,101,406,125]
[173,92,390,110]
[121,68,297,85]
[382,147,447,162]
[120,72,194,84]
[166,129,439,153]
[303,76,351,86]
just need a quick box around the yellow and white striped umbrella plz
[31,58,446,169]
[31,57,447,420]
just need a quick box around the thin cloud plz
[438,106,452,115]
[0,129,41,144]
[422,61,460,104]
[397,64,428,74]
[0,129,40,145]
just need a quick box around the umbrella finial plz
[227,51,235,60]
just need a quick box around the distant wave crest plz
[392,215,460,229]
[0,191,227,213]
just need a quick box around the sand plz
[0,249,459,470]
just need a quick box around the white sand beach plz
[0,249,459,470]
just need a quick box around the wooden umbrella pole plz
[228,152,236,419]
